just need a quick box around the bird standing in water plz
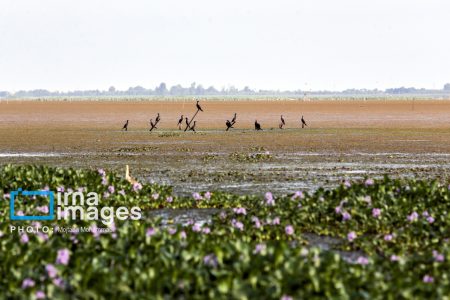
[122,120,129,131]
[255,120,262,130]
[190,121,197,132]
[177,115,184,130]
[301,115,308,128]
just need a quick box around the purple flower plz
[204,191,212,199]
[281,295,293,300]
[35,291,46,299]
[180,231,187,239]
[252,216,262,228]
[202,227,211,234]
[36,206,49,214]
[265,192,275,206]
[192,192,203,200]
[168,227,177,235]
[56,249,70,265]
[407,211,419,222]
[166,196,173,203]
[57,186,65,192]
[272,217,280,225]
[390,255,400,262]
[231,219,244,231]
[347,231,357,242]
[253,243,266,254]
[219,211,227,220]
[46,264,58,278]
[53,277,64,288]
[356,256,369,265]
[132,182,142,191]
[384,234,393,241]
[90,224,101,238]
[103,192,110,198]
[342,211,351,221]
[21,278,35,289]
[427,216,435,224]
[372,208,381,218]
[423,275,434,283]
[233,207,247,215]
[146,227,156,237]
[422,211,429,217]
[335,206,342,214]
[118,189,126,196]
[152,193,159,200]
[192,223,202,232]
[435,254,445,262]
[20,233,29,244]
[101,177,108,185]
[203,254,218,268]
[108,185,115,193]
[285,225,294,235]
[344,180,351,188]
[98,168,106,176]
[291,191,304,200]
[365,178,374,186]
[433,250,444,262]
[32,221,42,229]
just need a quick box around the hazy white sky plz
[0,0,449,91]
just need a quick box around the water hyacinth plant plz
[0,165,450,298]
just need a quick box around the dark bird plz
[185,117,191,130]
[190,121,197,132]
[231,113,237,123]
[122,120,129,131]
[279,115,285,129]
[255,120,262,131]
[196,100,203,112]
[155,113,161,123]
[301,115,308,128]
[177,115,184,130]
[226,120,234,131]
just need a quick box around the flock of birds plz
[121,100,308,132]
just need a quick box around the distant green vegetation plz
[1,165,450,299]
[229,152,273,162]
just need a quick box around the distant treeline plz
[1,82,450,98]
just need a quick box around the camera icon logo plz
[9,188,55,221]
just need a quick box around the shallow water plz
[1,149,449,196]
[0,152,63,157]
